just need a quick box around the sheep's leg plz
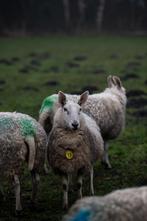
[44,163,50,174]
[38,111,48,128]
[102,142,112,169]
[44,141,51,174]
[44,147,50,174]
[39,113,51,175]
[90,166,94,195]
[38,111,52,134]
[0,185,5,199]
[62,175,69,210]
[77,174,83,199]
[31,170,40,203]
[13,174,22,212]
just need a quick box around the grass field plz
[0,35,147,221]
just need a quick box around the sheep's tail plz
[25,136,36,171]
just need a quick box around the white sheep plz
[39,75,127,168]
[0,112,47,212]
[63,186,147,221]
[47,91,104,209]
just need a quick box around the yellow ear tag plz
[65,150,73,160]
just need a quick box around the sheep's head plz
[58,91,89,130]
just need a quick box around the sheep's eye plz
[78,108,82,114]
[79,108,82,114]
[64,107,68,112]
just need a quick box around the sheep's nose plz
[72,121,79,130]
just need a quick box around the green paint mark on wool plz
[39,94,58,113]
[19,118,35,136]
[0,117,15,131]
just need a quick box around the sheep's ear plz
[78,91,89,106]
[112,76,122,89]
[58,91,66,106]
[107,75,122,89]
[107,75,113,87]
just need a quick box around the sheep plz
[47,91,104,209]
[63,186,147,221]
[39,75,127,168]
[0,112,47,212]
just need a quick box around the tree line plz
[0,0,146,35]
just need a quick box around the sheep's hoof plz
[15,209,23,217]
[44,164,50,175]
[63,203,68,211]
[90,191,94,196]
[30,200,37,209]
[101,161,112,169]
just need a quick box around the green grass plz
[0,35,147,221]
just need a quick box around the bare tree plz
[96,0,106,32]
[19,0,34,35]
[78,0,86,28]
[63,0,70,30]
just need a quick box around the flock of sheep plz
[0,75,146,220]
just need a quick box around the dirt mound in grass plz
[22,86,39,92]
[132,109,147,118]
[92,68,106,75]
[127,90,147,97]
[125,61,141,69]
[0,80,6,85]
[43,81,59,87]
[81,85,98,94]
[127,97,147,108]
[122,73,139,80]
[73,55,87,61]
[65,61,80,68]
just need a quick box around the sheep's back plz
[83,95,125,140]
[0,112,47,175]
[13,112,47,172]
[0,113,27,176]
[63,187,147,221]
